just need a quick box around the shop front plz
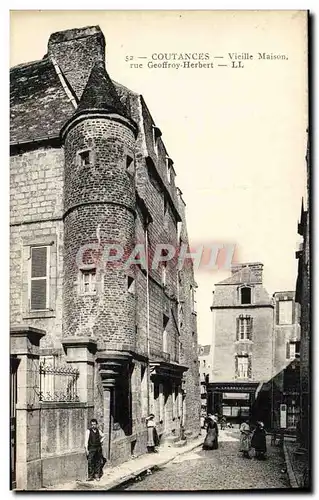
[207,382,259,427]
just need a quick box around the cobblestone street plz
[121,431,290,491]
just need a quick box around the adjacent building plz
[208,262,274,426]
[10,25,200,490]
[295,135,310,476]
[198,345,213,414]
[207,262,302,431]
[271,291,300,432]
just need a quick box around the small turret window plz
[78,149,92,166]
[126,156,134,177]
[80,268,96,294]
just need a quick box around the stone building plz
[271,291,300,432]
[207,262,302,431]
[208,262,274,427]
[295,135,310,473]
[10,25,200,490]
[198,345,213,414]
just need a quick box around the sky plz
[10,10,308,345]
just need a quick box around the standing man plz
[85,418,105,481]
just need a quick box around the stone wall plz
[10,146,64,349]
[40,402,93,487]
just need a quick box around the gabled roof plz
[216,265,261,285]
[76,61,129,118]
[10,57,75,144]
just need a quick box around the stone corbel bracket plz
[96,351,133,389]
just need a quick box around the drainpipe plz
[145,221,151,415]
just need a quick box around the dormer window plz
[166,157,173,183]
[241,287,251,305]
[78,149,92,167]
[152,125,162,156]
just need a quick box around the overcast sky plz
[10,10,308,344]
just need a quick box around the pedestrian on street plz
[85,418,105,481]
[251,421,267,460]
[239,420,251,459]
[202,414,218,450]
[146,413,159,453]
[220,416,227,430]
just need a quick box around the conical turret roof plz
[76,61,128,117]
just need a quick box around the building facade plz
[198,345,213,414]
[271,291,301,432]
[10,25,200,490]
[295,135,310,474]
[208,262,274,427]
[207,262,302,432]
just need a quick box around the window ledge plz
[235,340,253,344]
[23,310,56,319]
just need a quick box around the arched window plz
[241,287,251,305]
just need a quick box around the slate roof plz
[10,57,75,144]
[216,265,261,285]
[76,61,129,118]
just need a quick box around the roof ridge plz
[216,266,261,285]
[10,58,48,71]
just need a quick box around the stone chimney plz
[231,262,264,282]
[48,25,106,99]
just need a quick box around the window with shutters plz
[29,246,50,311]
[235,355,251,379]
[80,269,96,295]
[236,316,253,341]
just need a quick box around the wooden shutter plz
[249,317,253,341]
[235,356,238,377]
[286,342,290,359]
[276,301,280,324]
[30,247,47,310]
[248,356,252,379]
[236,318,239,341]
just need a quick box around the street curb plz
[283,441,299,488]
[75,437,204,491]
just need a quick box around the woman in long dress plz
[146,414,159,453]
[202,415,218,450]
[251,421,267,460]
[239,420,251,459]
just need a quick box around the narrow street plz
[120,430,290,491]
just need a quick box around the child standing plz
[85,418,105,481]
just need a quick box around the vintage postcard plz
[10,10,310,491]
